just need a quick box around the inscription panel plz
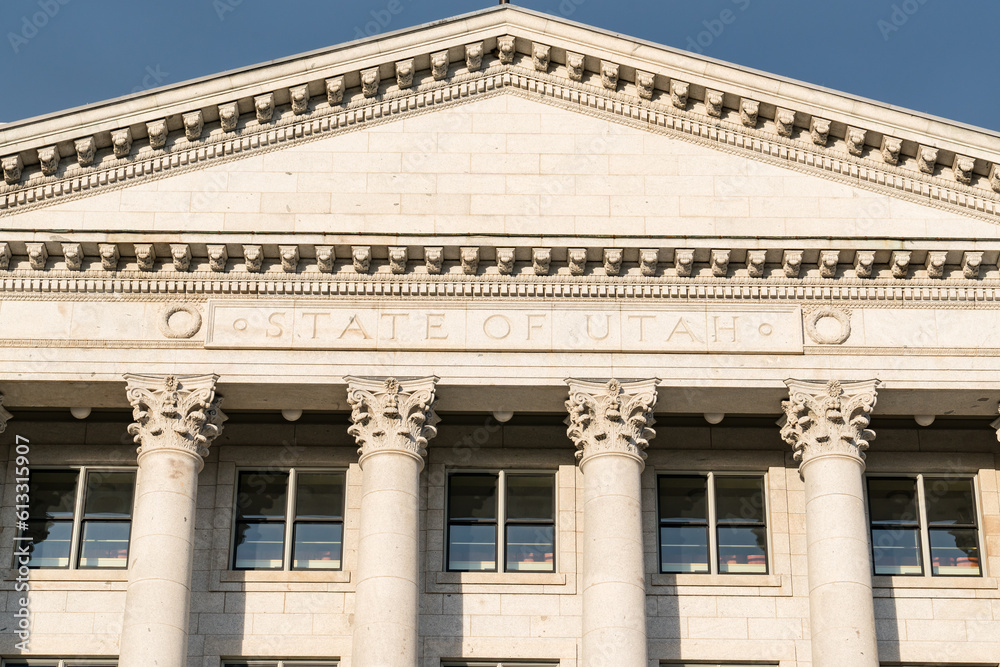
[204,301,804,353]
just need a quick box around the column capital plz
[345,376,440,468]
[0,392,12,434]
[780,379,880,470]
[124,373,227,460]
[565,378,659,469]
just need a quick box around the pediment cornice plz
[2,7,1000,224]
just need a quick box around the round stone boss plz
[158,303,203,339]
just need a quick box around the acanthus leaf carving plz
[124,373,227,461]
[639,248,659,277]
[170,244,191,272]
[395,59,414,89]
[740,99,759,127]
[775,108,795,137]
[0,243,11,270]
[635,71,655,100]
[954,155,975,184]
[345,376,439,467]
[568,248,587,276]
[925,250,947,279]
[674,248,694,277]
[962,251,983,279]
[325,76,345,106]
[565,52,585,81]
[111,128,132,158]
[2,155,23,184]
[290,84,310,114]
[218,102,239,132]
[243,244,263,273]
[782,250,803,278]
[705,89,724,117]
[316,245,335,273]
[424,246,443,275]
[134,244,155,271]
[26,242,48,271]
[532,247,551,276]
[461,246,479,275]
[854,250,875,279]
[564,378,658,468]
[389,246,408,274]
[146,120,168,150]
[254,94,274,123]
[74,136,96,166]
[917,145,938,174]
[603,248,622,276]
[183,111,204,141]
[352,246,371,274]
[38,145,60,175]
[746,250,767,278]
[711,249,730,277]
[846,127,867,156]
[279,245,299,273]
[62,242,83,271]
[431,50,450,80]
[207,244,228,272]
[496,248,515,275]
[890,250,911,279]
[99,243,120,271]
[465,43,484,71]
[818,250,839,278]
[532,43,550,72]
[497,35,516,64]
[780,379,879,472]
[670,80,688,109]
[990,163,1000,193]
[361,67,380,98]
[881,135,902,165]
[601,61,619,91]
[810,118,830,146]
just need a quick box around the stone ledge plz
[873,575,998,591]
[435,571,566,586]
[649,572,792,597]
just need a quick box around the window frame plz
[1,660,118,667]
[656,471,771,576]
[19,465,136,571]
[220,661,338,667]
[445,469,557,574]
[230,467,347,572]
[865,473,985,578]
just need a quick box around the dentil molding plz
[345,375,440,468]
[564,378,658,469]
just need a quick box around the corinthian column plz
[565,378,657,667]
[346,376,439,667]
[119,374,226,667]
[781,379,880,667]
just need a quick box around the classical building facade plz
[0,5,999,667]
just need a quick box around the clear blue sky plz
[1,0,995,131]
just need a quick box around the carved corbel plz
[746,250,767,278]
[124,373,227,460]
[99,243,120,271]
[461,247,479,275]
[962,251,983,279]
[781,379,879,471]
[0,392,12,434]
[601,62,619,91]
[218,102,239,132]
[146,120,168,150]
[782,250,803,278]
[568,248,587,276]
[254,94,274,123]
[565,52,584,81]
[134,244,155,271]
[890,250,911,279]
[711,249,730,277]
[775,108,796,137]
[635,71,655,100]
[818,250,839,278]
[674,248,694,277]
[990,164,1000,193]
[389,246,408,274]
[603,248,622,276]
[925,251,947,278]
[431,50,450,80]
[670,81,689,109]
[2,155,23,184]
[61,243,83,271]
[207,245,228,272]
[740,99,759,127]
[395,59,414,89]
[880,136,902,165]
[639,249,659,277]
[352,246,371,273]
[853,250,876,278]
[38,146,60,175]
[465,42,484,71]
[111,128,132,158]
[846,127,866,156]
[532,248,551,276]
[279,245,299,273]
[810,118,831,146]
[183,111,204,141]
[26,242,48,270]
[243,244,263,273]
[532,43,550,72]
[0,243,11,269]
[289,84,310,114]
[424,247,443,274]
[497,35,516,64]
[315,245,335,273]
[74,136,96,165]
[496,248,515,275]
[345,376,440,468]
[361,67,380,97]
[564,378,658,468]
[705,89,724,117]
[325,76,345,106]
[917,146,938,174]
[169,244,191,272]
[953,155,975,184]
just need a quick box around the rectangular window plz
[868,475,982,577]
[2,661,117,666]
[233,469,345,571]
[19,468,135,569]
[446,471,555,573]
[658,473,768,575]
[222,662,337,667]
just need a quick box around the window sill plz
[873,575,998,591]
[2,568,130,591]
[211,569,352,592]
[435,571,565,586]
[650,573,790,596]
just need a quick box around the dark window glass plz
[868,477,922,575]
[79,471,135,569]
[295,472,344,520]
[715,476,767,574]
[658,475,707,521]
[658,476,709,574]
[506,525,555,572]
[660,525,709,573]
[234,471,289,570]
[236,472,289,519]
[447,474,498,572]
[449,474,497,520]
[23,519,73,568]
[506,475,554,521]
[867,478,919,525]
[291,472,345,570]
[24,470,78,569]
[233,522,285,570]
[29,470,78,518]
[505,474,555,572]
[925,477,980,576]
[448,524,497,571]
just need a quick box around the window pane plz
[78,521,131,568]
[295,472,345,520]
[715,476,766,524]
[236,471,288,519]
[658,475,707,522]
[506,524,554,572]
[871,526,922,575]
[23,519,72,567]
[29,470,78,519]
[924,478,976,526]
[660,525,709,573]
[292,522,343,570]
[448,524,496,571]
[506,474,554,521]
[867,478,919,525]
[84,471,135,517]
[448,474,497,521]
[930,528,981,576]
[233,521,285,569]
[717,525,767,574]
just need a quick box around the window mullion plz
[707,472,718,575]
[284,468,297,571]
[915,473,931,576]
[497,470,505,573]
[68,467,87,569]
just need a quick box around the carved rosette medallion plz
[345,376,440,469]
[564,378,658,469]
[780,379,880,472]
[124,373,227,463]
